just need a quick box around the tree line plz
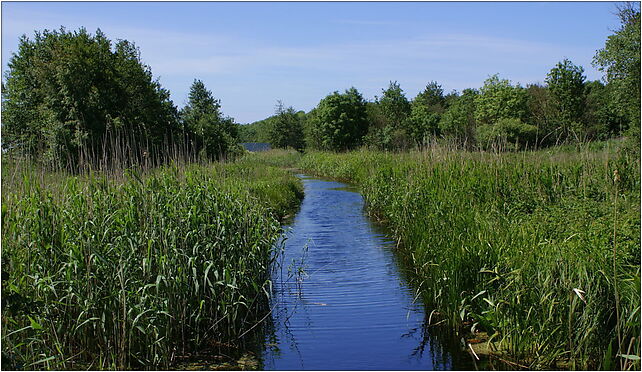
[2,4,639,169]
[244,4,639,152]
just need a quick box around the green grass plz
[242,148,303,169]
[296,140,640,369]
[1,159,303,370]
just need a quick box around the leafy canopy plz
[269,101,305,151]
[474,74,527,127]
[2,27,180,166]
[378,81,411,129]
[593,2,641,130]
[308,87,368,151]
[181,79,238,160]
[546,58,587,138]
[405,82,447,147]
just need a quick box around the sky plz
[1,1,623,124]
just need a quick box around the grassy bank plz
[294,141,640,369]
[1,158,303,370]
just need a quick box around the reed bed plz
[1,159,303,370]
[297,140,640,369]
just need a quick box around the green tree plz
[406,81,447,147]
[308,87,368,151]
[2,27,180,167]
[593,3,641,133]
[269,100,305,151]
[406,104,440,147]
[474,74,527,127]
[439,88,478,147]
[238,116,275,143]
[181,79,236,160]
[583,80,628,139]
[525,84,555,146]
[378,81,411,129]
[363,102,391,150]
[414,81,446,113]
[364,81,412,150]
[545,59,587,141]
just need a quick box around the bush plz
[476,118,537,151]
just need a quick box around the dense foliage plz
[306,88,369,151]
[1,28,181,168]
[406,82,447,148]
[180,80,240,160]
[1,160,303,369]
[237,117,274,144]
[546,59,587,141]
[1,28,242,169]
[268,101,305,151]
[593,2,641,135]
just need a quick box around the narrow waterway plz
[259,175,472,370]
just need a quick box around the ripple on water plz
[261,177,469,371]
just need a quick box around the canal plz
[258,175,473,370]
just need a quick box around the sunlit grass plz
[1,160,303,370]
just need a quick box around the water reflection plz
[259,175,472,370]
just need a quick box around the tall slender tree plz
[181,80,236,160]
[406,82,447,147]
[546,59,587,140]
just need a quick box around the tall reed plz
[1,159,303,369]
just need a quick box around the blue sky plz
[2,2,622,123]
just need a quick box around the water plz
[240,142,272,152]
[259,175,472,370]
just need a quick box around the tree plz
[583,80,628,139]
[181,80,237,160]
[545,59,587,141]
[364,81,410,150]
[1,27,180,168]
[525,84,555,146]
[363,81,412,150]
[439,88,478,147]
[414,81,446,113]
[308,87,368,151]
[404,82,447,148]
[269,101,305,151]
[378,81,411,129]
[474,74,527,127]
[406,103,440,147]
[238,116,276,143]
[593,2,641,134]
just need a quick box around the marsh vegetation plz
[1,3,639,370]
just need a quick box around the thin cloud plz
[333,19,403,26]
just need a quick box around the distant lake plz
[241,142,271,152]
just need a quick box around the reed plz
[296,139,640,369]
[1,159,303,369]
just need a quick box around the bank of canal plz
[258,175,473,370]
